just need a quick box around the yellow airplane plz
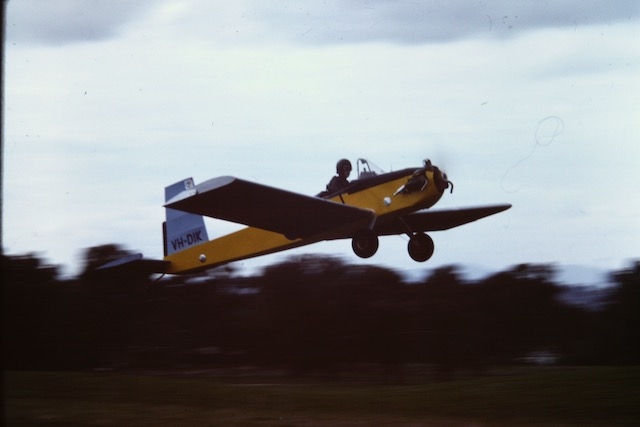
[101,158,510,275]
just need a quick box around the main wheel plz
[352,230,379,258]
[408,233,434,262]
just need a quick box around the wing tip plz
[165,176,238,208]
[196,176,237,192]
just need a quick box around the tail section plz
[163,178,209,256]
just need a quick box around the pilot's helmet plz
[336,159,352,175]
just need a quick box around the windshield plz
[356,158,385,180]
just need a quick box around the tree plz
[473,264,565,363]
[2,253,61,368]
[249,255,409,373]
[598,261,640,363]
[75,244,157,368]
[412,265,477,378]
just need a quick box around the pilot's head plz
[336,159,352,178]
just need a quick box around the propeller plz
[393,156,454,196]
[427,149,456,194]
[426,157,454,194]
[430,146,455,175]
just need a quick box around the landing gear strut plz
[408,233,434,262]
[352,230,379,258]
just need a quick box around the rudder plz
[163,178,209,256]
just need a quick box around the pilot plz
[326,159,352,194]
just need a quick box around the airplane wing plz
[165,176,375,240]
[374,204,512,235]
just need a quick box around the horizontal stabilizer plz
[97,253,169,274]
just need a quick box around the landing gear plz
[351,229,433,262]
[352,230,379,258]
[408,233,434,262]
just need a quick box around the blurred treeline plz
[3,245,639,376]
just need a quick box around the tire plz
[352,230,379,258]
[408,233,434,262]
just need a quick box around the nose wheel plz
[408,233,434,262]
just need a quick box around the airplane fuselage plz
[164,166,446,274]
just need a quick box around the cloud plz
[5,0,162,45]
[223,0,640,45]
[9,1,638,47]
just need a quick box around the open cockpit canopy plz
[356,158,385,179]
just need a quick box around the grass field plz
[5,367,640,426]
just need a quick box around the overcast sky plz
[4,0,639,279]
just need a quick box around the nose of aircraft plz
[433,165,453,194]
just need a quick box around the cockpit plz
[318,157,453,199]
[355,158,385,180]
[317,158,386,198]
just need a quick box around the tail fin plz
[163,178,209,256]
